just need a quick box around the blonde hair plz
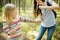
[4,4,16,24]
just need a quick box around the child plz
[3,4,38,40]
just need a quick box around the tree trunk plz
[0,0,4,8]
[9,0,11,3]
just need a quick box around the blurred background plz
[0,0,60,40]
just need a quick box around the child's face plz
[11,9,17,19]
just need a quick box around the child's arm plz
[3,25,10,30]
[9,25,22,39]
[19,17,34,22]
[19,17,41,23]
[10,32,22,39]
[10,26,21,33]
[8,24,22,38]
[11,32,22,38]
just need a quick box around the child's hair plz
[4,4,16,24]
[34,0,45,18]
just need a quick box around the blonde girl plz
[3,4,38,40]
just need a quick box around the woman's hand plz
[34,19,41,23]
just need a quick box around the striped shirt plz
[3,17,30,39]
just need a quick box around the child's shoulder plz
[2,20,8,25]
[2,20,7,23]
[2,20,8,27]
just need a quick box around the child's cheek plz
[12,10,17,18]
[12,13,16,18]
